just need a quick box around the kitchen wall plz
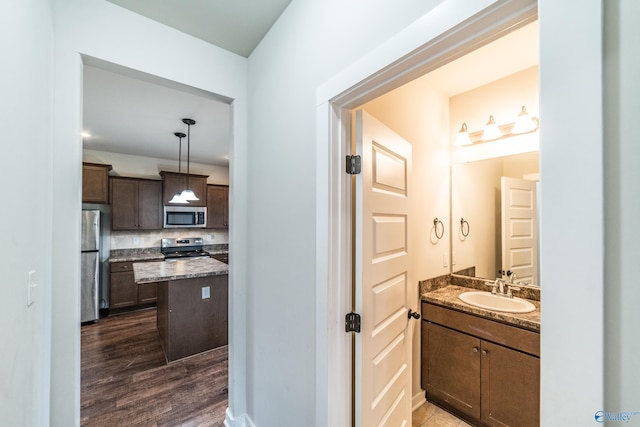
[83,149,231,251]
[111,229,228,250]
[83,149,229,185]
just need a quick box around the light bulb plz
[180,189,199,202]
[454,123,472,146]
[512,106,537,134]
[481,115,502,141]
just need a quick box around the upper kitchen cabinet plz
[160,171,208,207]
[207,185,229,229]
[82,162,112,204]
[110,177,162,230]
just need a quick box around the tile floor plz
[413,401,472,427]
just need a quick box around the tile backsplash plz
[111,229,228,250]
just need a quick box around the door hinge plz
[346,155,361,175]
[345,312,361,333]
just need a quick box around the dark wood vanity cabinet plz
[160,171,208,207]
[110,177,162,230]
[422,302,540,427]
[206,185,229,229]
[110,261,161,309]
[82,162,112,204]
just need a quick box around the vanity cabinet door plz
[423,322,481,420]
[481,341,540,427]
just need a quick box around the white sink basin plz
[458,291,535,313]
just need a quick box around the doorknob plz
[408,309,421,320]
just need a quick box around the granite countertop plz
[421,285,540,332]
[109,252,165,263]
[133,257,229,284]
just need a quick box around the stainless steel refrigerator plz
[81,209,101,322]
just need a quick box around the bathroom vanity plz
[421,284,540,427]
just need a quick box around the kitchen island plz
[133,258,229,362]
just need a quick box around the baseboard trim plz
[412,389,426,411]
[225,408,256,427]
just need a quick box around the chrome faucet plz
[492,278,505,295]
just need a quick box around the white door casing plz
[355,110,413,426]
[501,176,538,286]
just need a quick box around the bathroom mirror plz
[451,151,540,286]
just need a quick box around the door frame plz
[314,1,538,425]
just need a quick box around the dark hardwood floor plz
[81,308,228,426]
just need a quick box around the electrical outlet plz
[201,286,210,299]
[27,270,37,307]
[442,253,449,268]
[452,251,457,266]
[133,237,140,245]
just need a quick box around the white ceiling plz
[106,0,293,57]
[82,6,537,169]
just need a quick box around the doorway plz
[316,2,538,424]
[80,57,233,425]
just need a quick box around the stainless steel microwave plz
[163,206,207,228]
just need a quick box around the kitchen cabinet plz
[110,261,162,309]
[422,302,539,427]
[156,274,228,362]
[206,185,229,228]
[82,162,112,204]
[110,177,162,230]
[160,171,208,207]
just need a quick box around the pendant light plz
[179,118,199,202]
[169,132,188,204]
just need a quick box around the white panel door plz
[501,176,538,286]
[355,110,413,427]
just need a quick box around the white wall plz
[603,0,640,415]
[246,1,449,424]
[83,149,230,185]
[0,0,54,425]
[539,0,604,424]
[51,1,247,425]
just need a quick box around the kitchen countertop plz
[133,257,229,284]
[421,285,540,332]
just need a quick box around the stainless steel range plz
[161,237,210,259]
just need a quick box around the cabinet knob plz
[473,347,479,353]
[482,349,488,356]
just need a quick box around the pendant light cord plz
[186,123,190,190]
[182,118,196,190]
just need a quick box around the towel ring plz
[460,218,470,237]
[433,218,444,240]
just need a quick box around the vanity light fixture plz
[454,123,472,146]
[481,115,503,141]
[178,118,200,202]
[511,105,537,134]
[454,106,540,146]
[168,131,189,204]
